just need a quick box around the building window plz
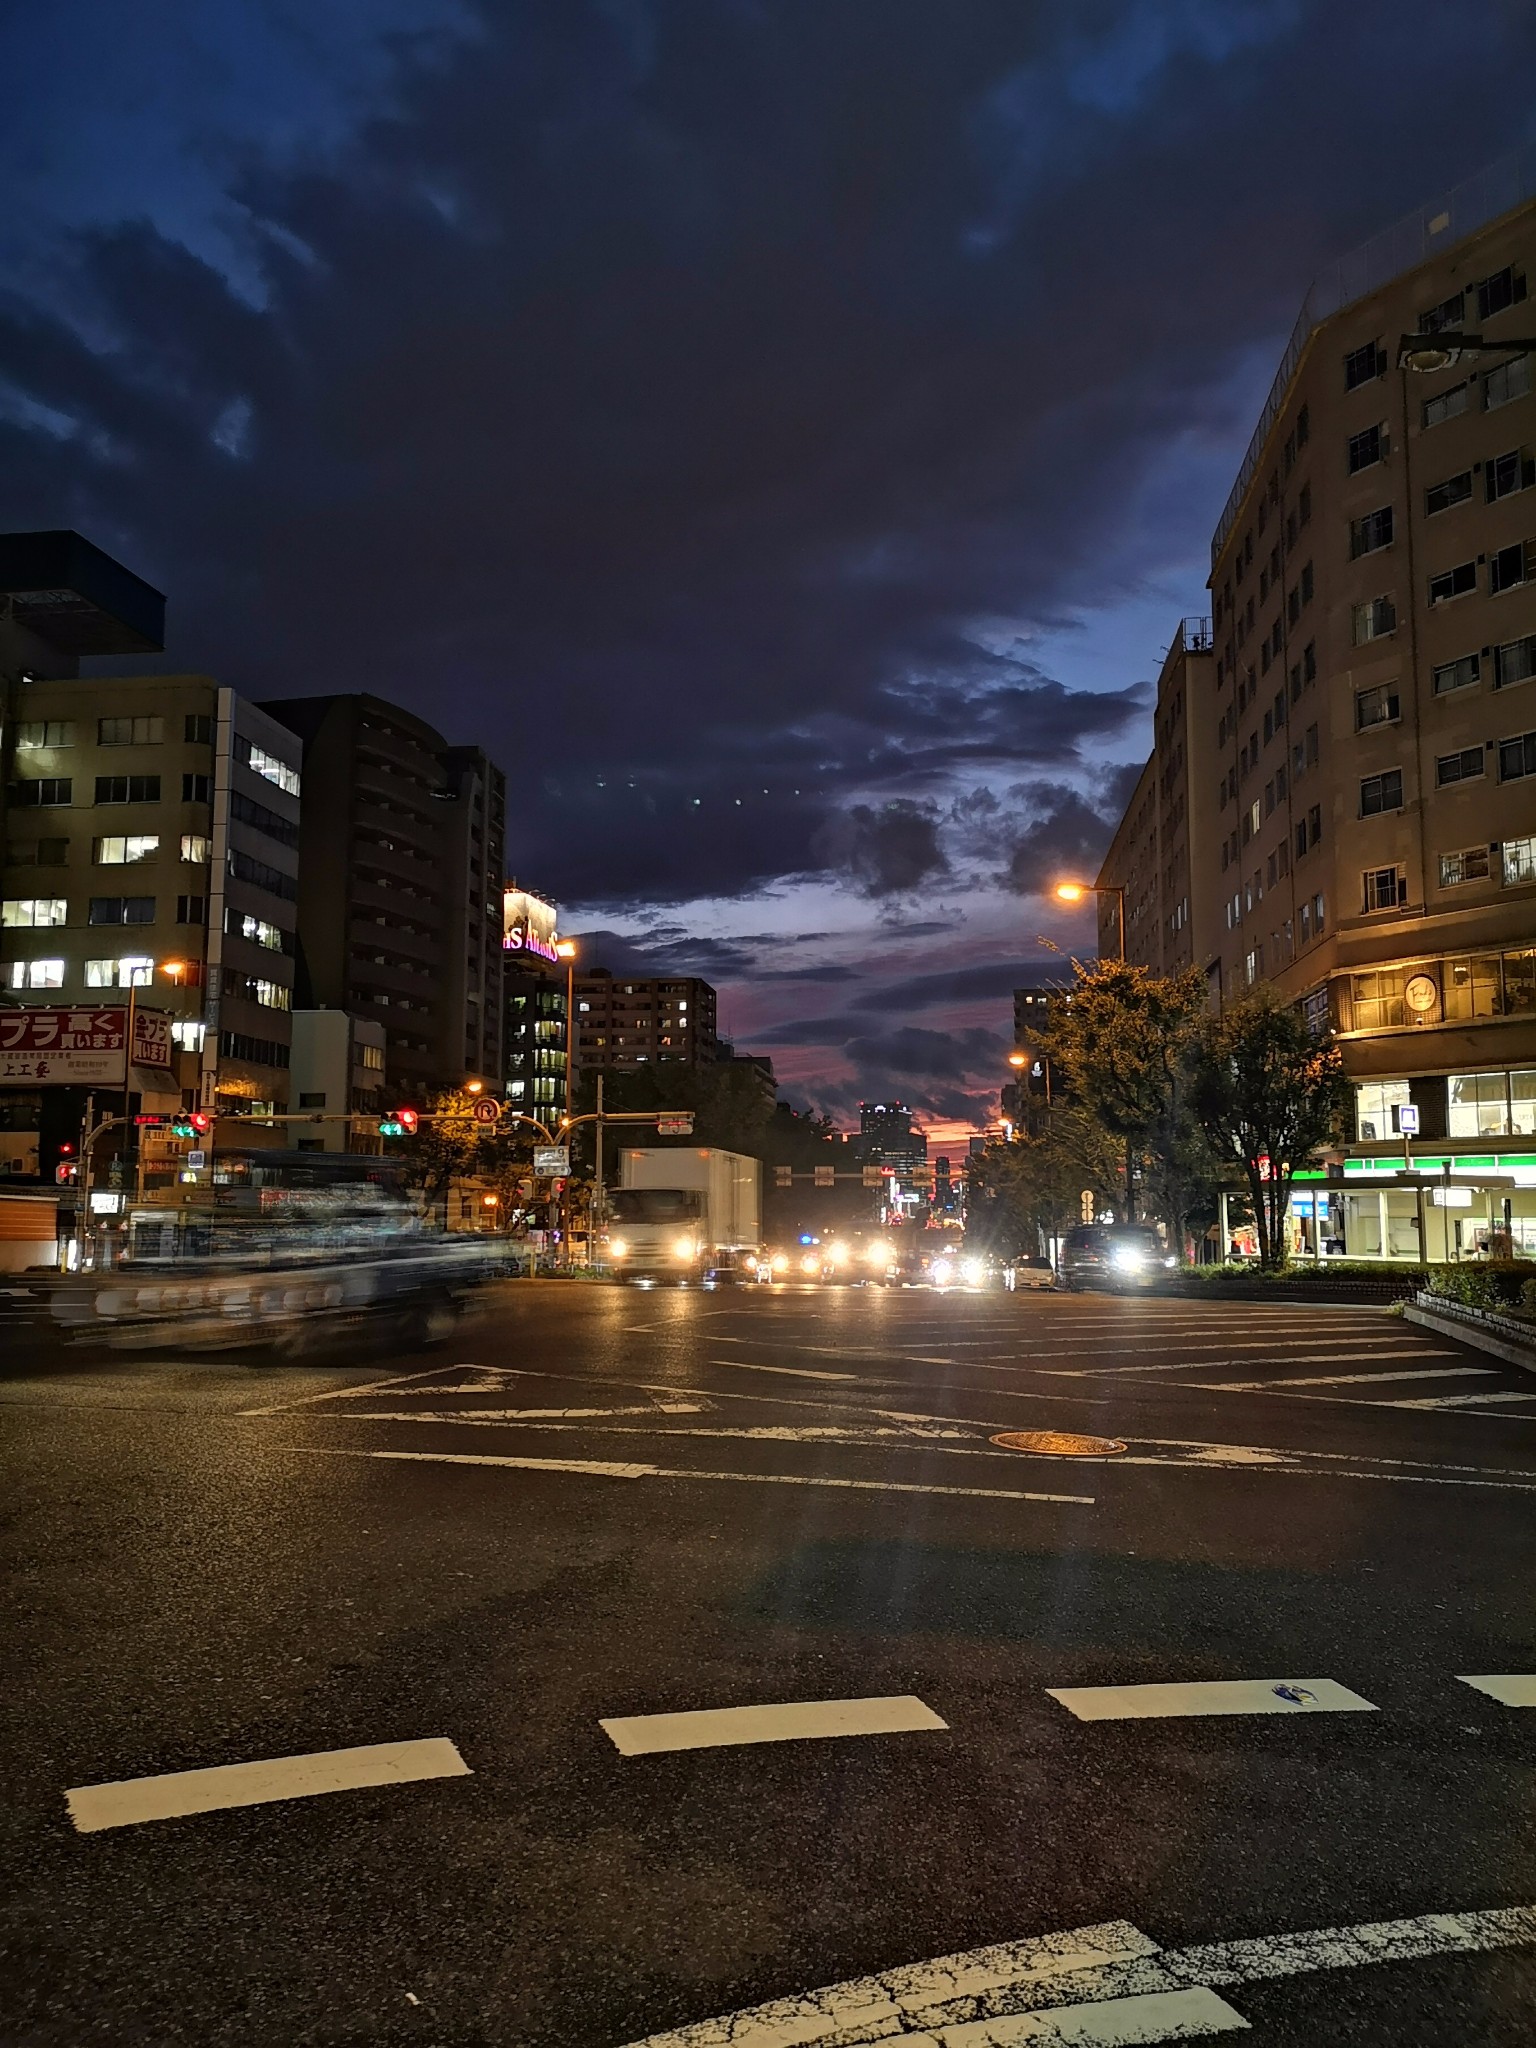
[1351,969,1407,1031]
[1355,683,1399,730]
[172,1019,206,1051]
[1433,652,1480,695]
[1485,356,1532,411]
[1495,635,1536,689]
[1499,731,1536,781]
[93,834,159,865]
[10,778,72,807]
[360,1043,384,1071]
[299,1091,327,1109]
[1441,847,1492,886]
[1449,1072,1511,1137]
[15,721,74,749]
[1425,470,1473,516]
[1423,381,1470,429]
[182,773,212,803]
[1356,1079,1410,1141]
[1347,423,1385,473]
[1445,955,1502,1021]
[1351,516,1400,565]
[1344,340,1384,390]
[1488,448,1535,502]
[95,774,161,804]
[235,738,302,796]
[1351,596,1396,644]
[1362,866,1404,912]
[235,912,289,952]
[229,790,299,847]
[1505,834,1536,884]
[1428,560,1477,606]
[97,715,164,746]
[8,839,70,867]
[7,958,65,990]
[1436,746,1485,786]
[85,956,153,989]
[2,896,67,927]
[185,714,213,744]
[180,833,210,864]
[1489,539,1534,594]
[1474,264,1527,322]
[1359,770,1402,816]
[176,895,207,924]
[88,895,155,925]
[1419,289,1466,335]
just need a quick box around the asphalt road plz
[5,1279,1536,2045]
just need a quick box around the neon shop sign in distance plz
[504,923,561,964]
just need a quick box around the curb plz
[1404,1301,1536,1375]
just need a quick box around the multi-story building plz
[502,885,568,1123]
[262,695,507,1101]
[856,1100,927,1173]
[1094,620,1216,969]
[571,970,720,1075]
[288,1009,387,1152]
[1098,151,1536,1258]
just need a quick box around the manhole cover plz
[990,1430,1127,1457]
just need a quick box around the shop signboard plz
[0,1006,172,1087]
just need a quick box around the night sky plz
[4,3,1533,1137]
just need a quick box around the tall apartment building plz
[856,1100,927,1172]
[262,695,507,1100]
[502,885,568,1121]
[3,534,302,1146]
[571,970,720,1074]
[1094,619,1216,969]
[1098,152,1536,1258]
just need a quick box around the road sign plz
[186,1149,206,1170]
[1397,1103,1420,1133]
[861,1166,884,1188]
[533,1146,570,1177]
[814,1165,835,1188]
[774,1165,793,1188]
[910,1166,935,1190]
[472,1097,502,1125]
[656,1115,695,1136]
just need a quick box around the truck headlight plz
[864,1242,888,1268]
[673,1235,697,1260]
[960,1257,984,1285]
[931,1258,954,1285]
[609,1237,629,1259]
[771,1251,789,1274]
[800,1252,821,1276]
[828,1241,850,1268]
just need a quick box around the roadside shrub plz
[1423,1261,1535,1310]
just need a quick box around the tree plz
[1045,960,1210,1234]
[1189,990,1349,1269]
[396,1088,535,1210]
[966,1105,1123,1255]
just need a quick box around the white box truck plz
[607,1148,761,1281]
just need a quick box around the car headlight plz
[1112,1246,1146,1270]
[673,1235,696,1260]
[771,1252,789,1274]
[800,1253,821,1276]
[864,1242,888,1267]
[828,1242,850,1268]
[931,1259,954,1285]
[609,1237,629,1259]
[960,1258,984,1285]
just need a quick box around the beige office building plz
[1099,152,1536,1258]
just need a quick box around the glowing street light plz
[1053,879,1126,961]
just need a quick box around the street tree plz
[1189,990,1349,1268]
[967,1104,1124,1255]
[1045,960,1210,1231]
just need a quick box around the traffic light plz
[398,1108,419,1135]
[170,1111,210,1139]
[378,1108,418,1139]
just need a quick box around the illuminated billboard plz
[503,887,560,964]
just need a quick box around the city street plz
[5,1282,1536,2045]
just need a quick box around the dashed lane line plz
[1046,1677,1377,1722]
[1036,1347,1463,1378]
[708,1360,861,1381]
[66,1737,469,1833]
[1210,1366,1493,1388]
[1459,1675,1536,1706]
[284,1446,1095,1505]
[614,1905,1536,2046]
[599,1695,947,1756]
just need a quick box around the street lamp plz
[1008,1046,1052,1107]
[1054,879,1126,961]
[1397,329,1536,373]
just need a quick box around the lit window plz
[172,1019,206,1051]
[1440,848,1491,886]
[1504,834,1536,884]
[1355,1080,1409,1142]
[180,834,211,864]
[2,897,67,927]
[1448,1071,1511,1138]
[242,742,301,796]
[7,958,64,989]
[94,835,160,865]
[85,957,152,988]
[15,721,74,749]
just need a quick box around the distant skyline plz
[4,2,1535,1134]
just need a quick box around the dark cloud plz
[849,962,1045,1013]
[812,799,948,899]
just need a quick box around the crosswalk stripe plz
[1389,1391,1536,1409]
[1046,1678,1377,1722]
[1458,1675,1536,1706]
[1228,1366,1493,1387]
[66,1737,469,1833]
[599,1695,947,1756]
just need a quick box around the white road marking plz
[1043,1347,1459,1378]
[1458,1674,1536,1706]
[709,1360,860,1381]
[66,1736,469,1833]
[238,1365,454,1416]
[600,1694,947,1756]
[1046,1678,1377,1722]
[614,1904,1536,2046]
[1214,1366,1493,1388]
[1390,1391,1536,1410]
[331,1415,982,1446]
[287,1446,1094,1504]
[324,1404,705,1420]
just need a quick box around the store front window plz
[1355,1079,1410,1142]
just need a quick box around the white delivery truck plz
[606,1147,761,1282]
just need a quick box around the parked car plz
[1058,1223,1174,1291]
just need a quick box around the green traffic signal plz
[378,1116,404,1138]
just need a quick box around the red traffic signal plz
[398,1108,419,1135]
[189,1111,210,1135]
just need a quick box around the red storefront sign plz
[0,1006,174,1087]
